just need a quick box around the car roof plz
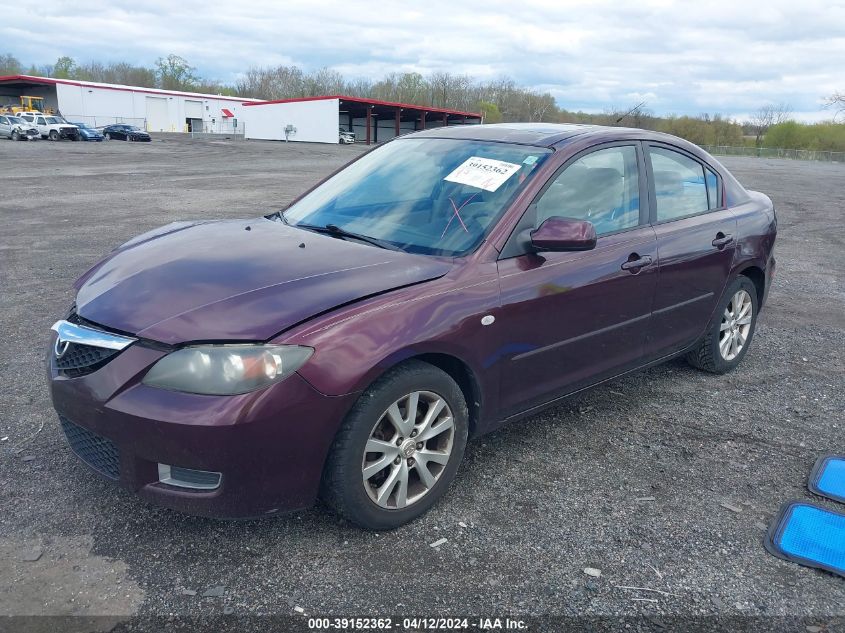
[407,122,688,148]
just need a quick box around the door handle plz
[712,233,734,248]
[621,255,652,271]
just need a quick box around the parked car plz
[0,114,39,140]
[18,113,78,140]
[339,127,356,144]
[47,123,776,529]
[71,122,104,142]
[102,124,151,142]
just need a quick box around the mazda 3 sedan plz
[48,123,776,529]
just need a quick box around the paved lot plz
[1,135,843,630]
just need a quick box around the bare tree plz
[824,91,845,120]
[748,103,792,145]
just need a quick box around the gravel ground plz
[0,136,843,632]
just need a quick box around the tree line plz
[2,52,843,151]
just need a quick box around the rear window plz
[649,147,709,222]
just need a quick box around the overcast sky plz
[3,0,844,121]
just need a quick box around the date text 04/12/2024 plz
[307,617,528,630]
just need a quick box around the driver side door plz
[495,143,658,416]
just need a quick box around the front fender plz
[280,262,501,410]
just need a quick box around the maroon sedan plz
[48,123,776,529]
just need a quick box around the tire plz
[49,130,59,141]
[321,360,469,530]
[686,275,759,374]
[11,130,19,141]
[104,133,111,140]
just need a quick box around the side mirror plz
[529,217,597,252]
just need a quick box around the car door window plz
[705,168,720,209]
[37,117,46,125]
[535,145,640,236]
[649,147,709,221]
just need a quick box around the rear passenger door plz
[644,144,736,358]
[0,116,9,137]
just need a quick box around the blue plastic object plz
[765,501,845,577]
[809,455,845,504]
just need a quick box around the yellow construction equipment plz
[1,95,54,115]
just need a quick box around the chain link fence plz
[701,145,845,163]
[62,115,146,129]
[188,119,245,139]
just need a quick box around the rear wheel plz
[686,276,758,374]
[321,360,468,530]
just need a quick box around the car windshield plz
[8,116,22,123]
[283,138,552,257]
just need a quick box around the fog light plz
[158,464,221,490]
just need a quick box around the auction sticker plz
[444,156,522,192]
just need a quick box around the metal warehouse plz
[241,95,482,144]
[0,75,262,133]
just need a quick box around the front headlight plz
[142,344,313,395]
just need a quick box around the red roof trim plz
[241,94,481,118]
[0,75,261,103]
[221,108,235,117]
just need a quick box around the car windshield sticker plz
[444,156,522,192]
[522,155,539,165]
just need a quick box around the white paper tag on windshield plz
[444,156,522,192]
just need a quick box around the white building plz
[241,95,482,144]
[0,74,262,133]
[0,76,483,142]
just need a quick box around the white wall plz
[242,99,339,143]
[55,82,252,132]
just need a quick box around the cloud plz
[2,0,843,121]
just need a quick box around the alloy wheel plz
[362,390,455,510]
[719,289,753,361]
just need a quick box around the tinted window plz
[536,145,640,236]
[37,117,46,125]
[650,147,709,221]
[0,117,6,124]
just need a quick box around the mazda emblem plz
[54,337,70,359]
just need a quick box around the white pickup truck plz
[17,112,79,140]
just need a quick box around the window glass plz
[705,168,719,209]
[285,138,552,257]
[535,145,640,236]
[0,117,6,124]
[37,117,46,125]
[650,147,709,221]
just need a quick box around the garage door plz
[184,100,203,119]
[145,96,169,132]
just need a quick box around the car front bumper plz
[47,335,357,518]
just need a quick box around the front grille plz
[59,416,120,480]
[55,343,119,378]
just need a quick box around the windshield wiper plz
[295,223,400,251]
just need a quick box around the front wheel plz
[104,133,111,140]
[11,130,19,141]
[686,276,759,374]
[49,130,59,141]
[321,360,468,530]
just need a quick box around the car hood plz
[74,218,452,344]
